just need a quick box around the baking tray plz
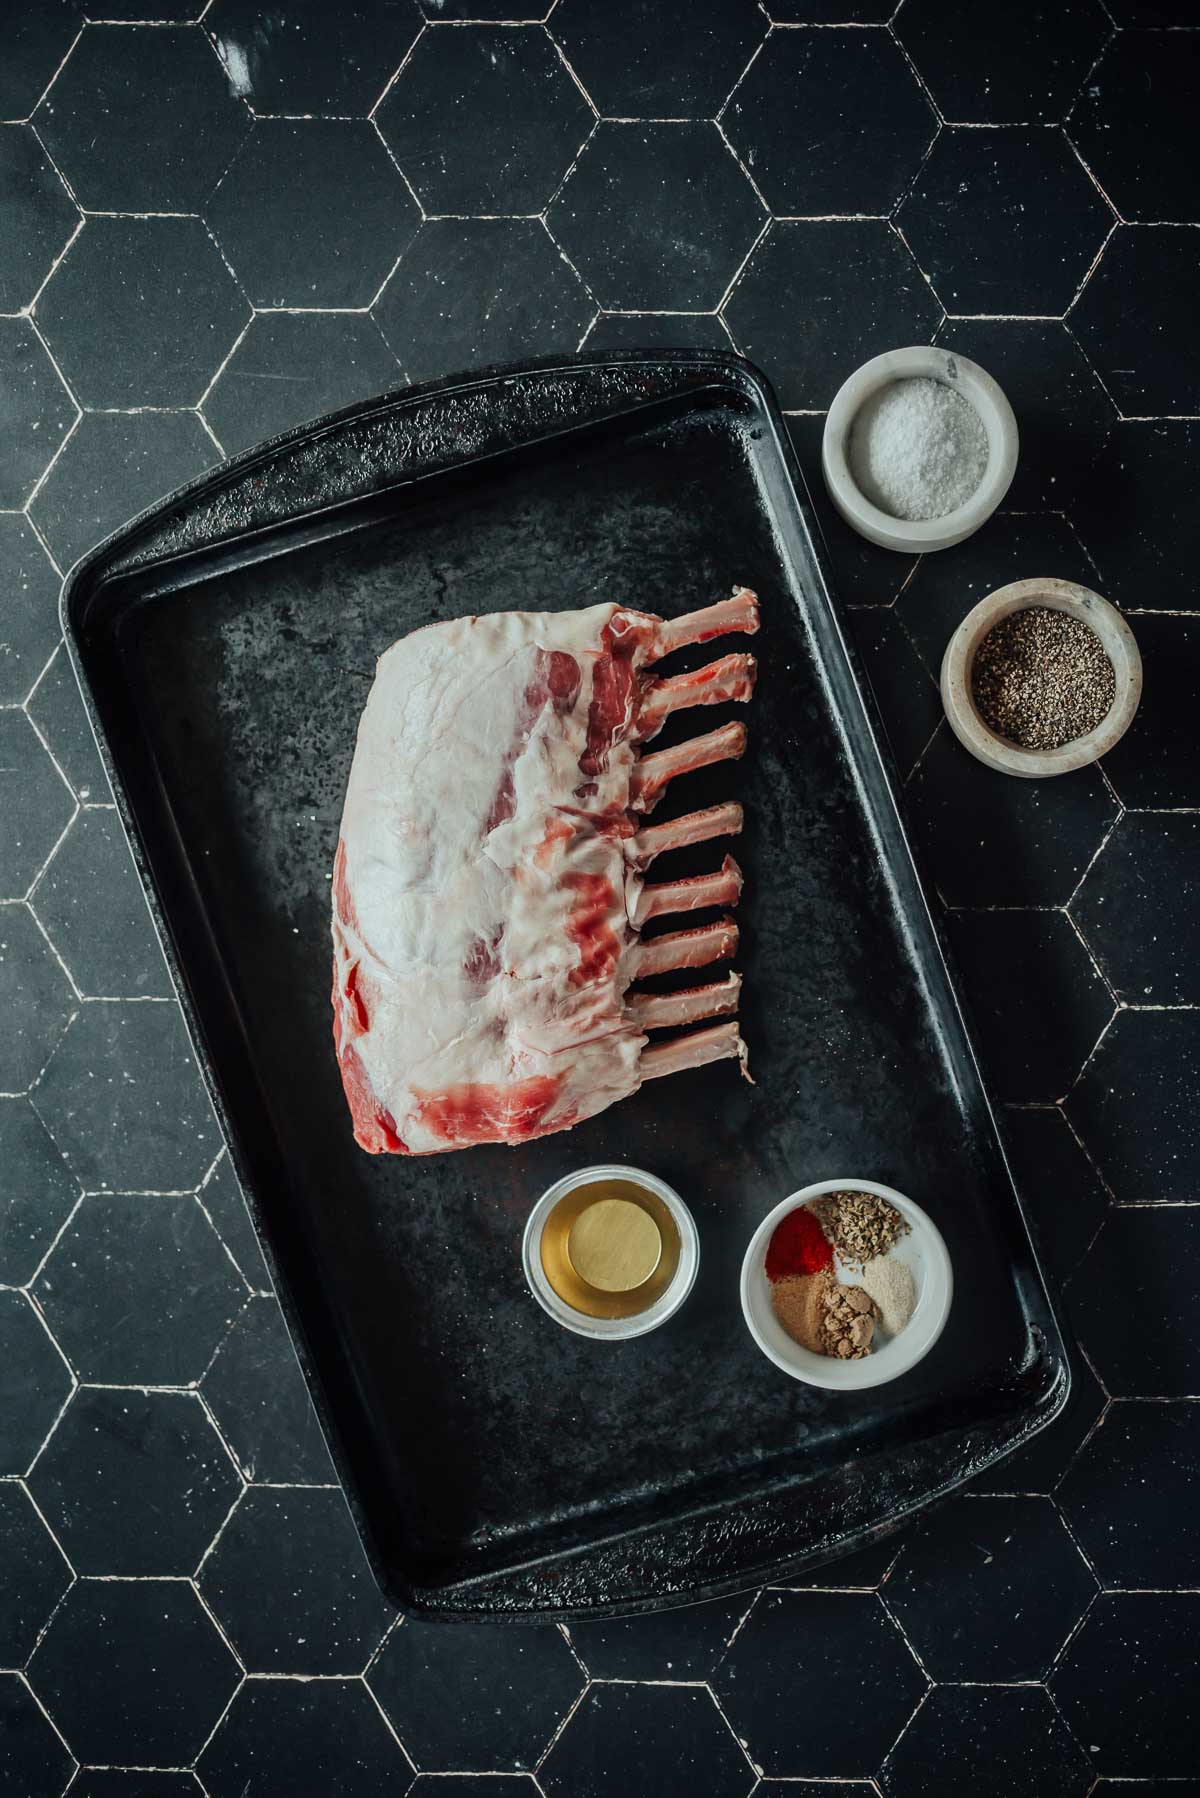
[65,352,1067,1619]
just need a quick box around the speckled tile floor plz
[0,2,1197,1793]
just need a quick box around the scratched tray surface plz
[69,356,1063,1617]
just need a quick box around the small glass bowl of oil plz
[522,1164,699,1340]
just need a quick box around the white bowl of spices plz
[941,577,1142,778]
[740,1180,953,1390]
[822,346,1018,554]
[523,1163,698,1341]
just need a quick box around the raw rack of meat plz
[331,588,759,1154]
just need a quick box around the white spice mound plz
[858,1254,916,1338]
[848,377,988,522]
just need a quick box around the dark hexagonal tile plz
[26,645,110,806]
[72,1777,204,1798]
[1072,813,1200,1006]
[1052,1593,1200,1778]
[36,216,248,410]
[933,318,1114,509]
[0,1290,72,1475]
[1099,614,1200,809]
[0,1096,79,1287]
[724,29,935,216]
[0,515,60,708]
[206,120,418,309]
[785,412,920,607]
[0,712,75,902]
[895,0,1108,125]
[549,121,761,312]
[1066,1010,1199,1207]
[368,1615,584,1772]
[197,1155,272,1297]
[199,1677,412,1798]
[1060,1400,1200,1590]
[29,1386,241,1577]
[206,0,421,115]
[1071,227,1200,417]
[0,1483,73,1666]
[849,610,941,782]
[0,317,76,511]
[201,1297,335,1484]
[943,910,1112,1103]
[897,127,1111,317]
[725,222,940,410]
[30,1001,219,1193]
[569,1593,750,1681]
[0,3,81,123]
[0,905,74,1094]
[409,1782,537,1797]
[768,0,890,13]
[895,510,1099,677]
[1070,32,1200,225]
[1069,1207,1200,1396]
[999,1105,1108,1288]
[552,0,764,118]
[28,1577,239,1767]
[0,123,78,313]
[31,809,168,1000]
[203,312,400,457]
[198,1485,392,1674]
[881,1685,1093,1798]
[906,730,1116,909]
[712,1590,926,1777]
[41,824,164,1009]
[1074,421,1199,614]
[541,1683,748,1798]
[0,1674,74,1798]
[36,24,250,214]
[33,1195,243,1385]
[377,25,592,216]
[374,219,593,383]
[584,312,731,353]
[28,409,215,575]
[886,1494,1094,1681]
[969,1322,1106,1494]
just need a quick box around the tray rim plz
[61,349,1070,1619]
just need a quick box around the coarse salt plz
[849,376,988,522]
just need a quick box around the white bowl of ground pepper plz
[941,577,1142,778]
[822,346,1018,554]
[740,1180,953,1391]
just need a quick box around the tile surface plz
[206,119,419,310]
[35,24,250,214]
[0,9,1195,1789]
[375,218,593,382]
[376,25,592,216]
[723,28,936,216]
[548,121,763,311]
[897,127,1111,316]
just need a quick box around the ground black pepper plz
[971,606,1116,751]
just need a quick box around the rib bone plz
[648,588,760,661]
[636,653,757,737]
[631,802,743,868]
[640,1019,749,1081]
[631,721,747,810]
[633,854,743,927]
[628,973,741,1031]
[631,916,738,978]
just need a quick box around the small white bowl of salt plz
[822,346,1018,554]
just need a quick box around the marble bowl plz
[822,345,1019,554]
[941,577,1143,778]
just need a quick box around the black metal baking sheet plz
[65,353,1066,1619]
